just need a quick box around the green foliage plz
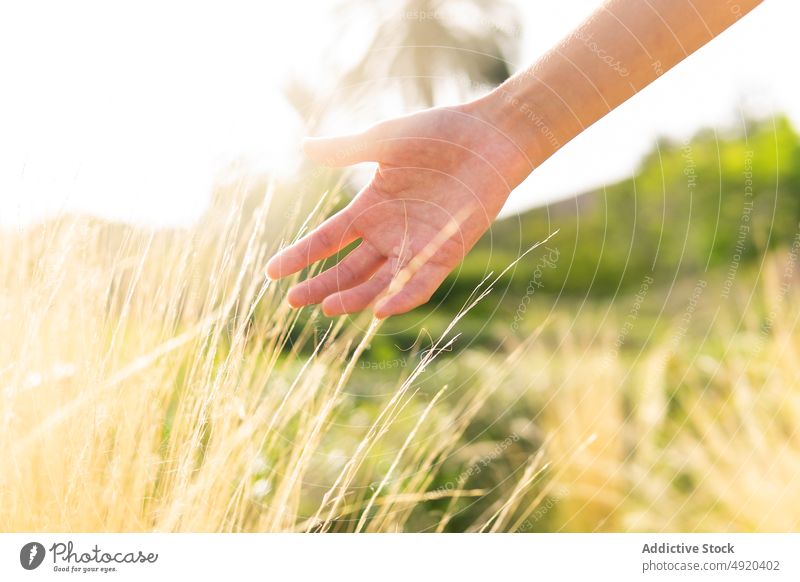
[441,115,800,304]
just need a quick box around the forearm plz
[468,0,763,182]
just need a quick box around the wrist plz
[463,79,567,185]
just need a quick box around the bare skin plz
[266,0,763,319]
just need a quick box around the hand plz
[266,102,537,318]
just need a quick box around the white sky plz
[0,0,797,227]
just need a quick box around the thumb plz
[302,129,381,167]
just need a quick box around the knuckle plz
[336,260,357,287]
[314,226,333,250]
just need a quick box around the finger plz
[266,210,358,279]
[286,242,384,307]
[303,127,381,167]
[321,261,396,317]
[373,262,451,318]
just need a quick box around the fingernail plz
[373,299,390,319]
[286,288,303,308]
[265,260,279,280]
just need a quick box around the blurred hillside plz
[457,115,800,298]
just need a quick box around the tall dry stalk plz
[0,182,548,532]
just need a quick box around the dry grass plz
[526,255,800,532]
[2,180,799,532]
[0,183,555,532]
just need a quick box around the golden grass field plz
[2,182,799,532]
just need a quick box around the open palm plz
[266,105,531,318]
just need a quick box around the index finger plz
[266,209,358,279]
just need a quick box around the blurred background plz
[2,0,800,532]
[1,0,798,225]
[3,0,799,340]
